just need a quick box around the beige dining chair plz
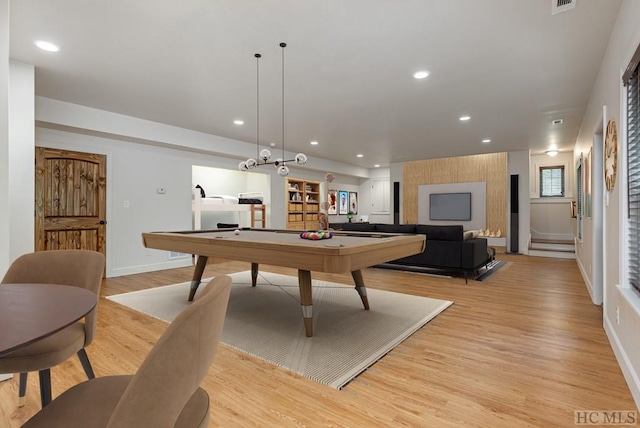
[0,250,105,408]
[21,275,232,428]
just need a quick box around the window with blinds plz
[540,166,565,197]
[627,62,640,293]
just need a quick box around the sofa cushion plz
[375,224,416,234]
[415,225,463,241]
[424,240,462,268]
[463,229,482,240]
[461,238,490,269]
[340,222,377,232]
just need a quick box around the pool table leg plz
[298,269,314,337]
[251,263,258,287]
[188,255,209,301]
[351,270,370,310]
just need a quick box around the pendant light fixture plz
[239,42,307,176]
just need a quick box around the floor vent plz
[552,0,576,15]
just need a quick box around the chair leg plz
[38,369,51,408]
[77,348,95,379]
[18,372,28,407]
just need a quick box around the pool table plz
[142,228,425,337]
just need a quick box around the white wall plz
[36,97,371,180]
[417,182,486,230]
[0,3,11,383]
[25,96,374,275]
[529,151,575,199]
[0,60,34,275]
[574,0,640,407]
[192,166,270,228]
[36,126,370,277]
[360,167,393,224]
[9,62,34,260]
[37,128,195,276]
[529,151,574,241]
[0,0,9,277]
[530,203,573,241]
[325,174,364,225]
[507,150,531,255]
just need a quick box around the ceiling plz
[9,0,622,169]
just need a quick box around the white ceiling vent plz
[552,0,576,15]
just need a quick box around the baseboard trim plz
[108,259,192,278]
[575,253,598,304]
[604,315,640,410]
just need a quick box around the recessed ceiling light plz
[374,164,380,168]
[413,70,430,79]
[357,154,363,158]
[269,142,276,147]
[233,120,244,125]
[459,116,471,121]
[546,150,559,157]
[482,139,491,143]
[310,141,318,145]
[34,40,60,52]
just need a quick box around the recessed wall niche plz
[417,182,486,230]
[403,153,507,233]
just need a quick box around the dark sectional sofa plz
[330,222,492,279]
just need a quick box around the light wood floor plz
[1,254,636,427]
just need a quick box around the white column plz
[0,0,10,277]
[9,61,35,260]
[0,0,11,383]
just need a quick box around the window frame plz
[539,165,566,198]
[530,157,572,200]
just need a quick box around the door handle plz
[99,220,106,225]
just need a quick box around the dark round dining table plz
[0,283,97,357]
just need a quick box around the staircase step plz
[531,239,574,244]
[528,249,575,259]
[530,242,575,251]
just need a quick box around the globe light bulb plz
[239,161,248,171]
[260,149,271,161]
[295,153,308,165]
[278,165,289,176]
[246,158,257,169]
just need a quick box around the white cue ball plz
[234,229,240,235]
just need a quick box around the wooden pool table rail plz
[142,228,425,337]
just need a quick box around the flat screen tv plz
[429,192,471,221]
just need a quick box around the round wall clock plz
[604,119,618,192]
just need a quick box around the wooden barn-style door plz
[35,148,106,258]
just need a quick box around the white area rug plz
[107,271,452,389]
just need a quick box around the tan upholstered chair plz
[22,275,232,428]
[0,250,105,408]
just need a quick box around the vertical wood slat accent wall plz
[403,153,507,233]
